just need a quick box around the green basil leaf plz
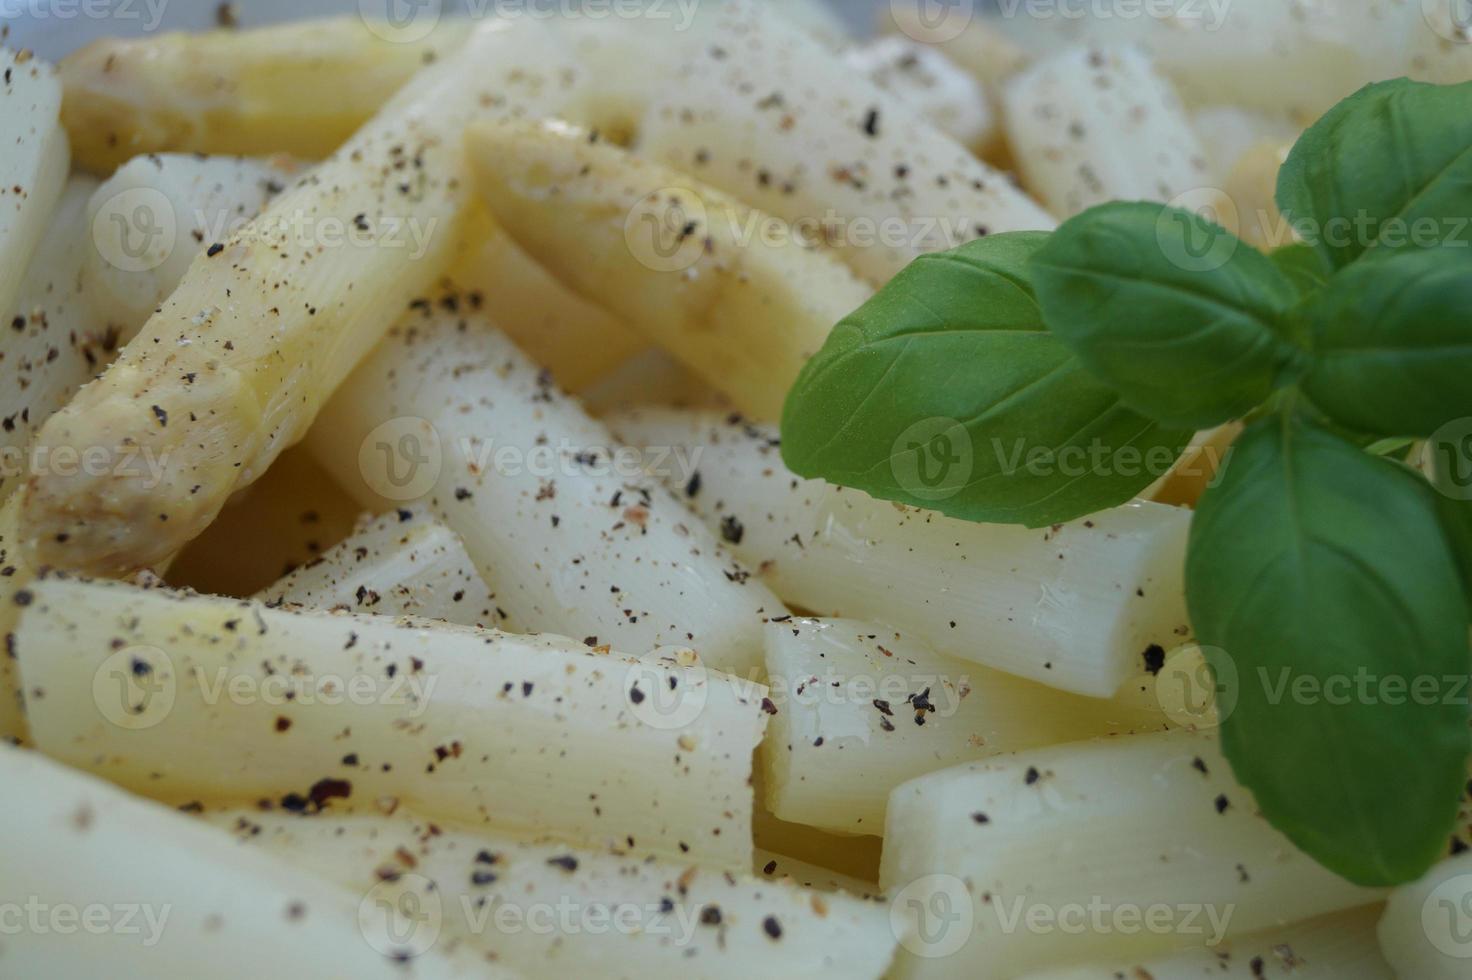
[1276,78,1472,270]
[780,232,1191,528]
[1269,242,1331,299]
[1302,248,1472,438]
[1187,414,1471,886]
[1029,202,1303,430]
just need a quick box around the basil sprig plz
[782,78,1472,886]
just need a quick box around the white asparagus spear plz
[1378,851,1472,979]
[763,618,1169,836]
[0,48,68,322]
[1003,45,1217,218]
[307,302,783,680]
[844,37,995,152]
[466,118,872,422]
[16,576,767,870]
[257,506,497,627]
[608,410,1192,698]
[1018,904,1393,980]
[0,744,503,978]
[635,0,1055,285]
[21,18,605,577]
[879,731,1378,979]
[200,805,898,980]
[57,16,471,173]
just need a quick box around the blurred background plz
[7,0,897,56]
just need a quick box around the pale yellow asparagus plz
[59,16,469,173]
[467,119,871,421]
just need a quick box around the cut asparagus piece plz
[0,744,501,978]
[0,48,68,322]
[467,118,871,421]
[1003,45,1216,218]
[200,805,897,979]
[257,506,496,627]
[636,0,1055,285]
[308,304,783,680]
[763,618,1169,836]
[609,410,1192,698]
[58,16,470,173]
[880,732,1378,978]
[16,576,767,870]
